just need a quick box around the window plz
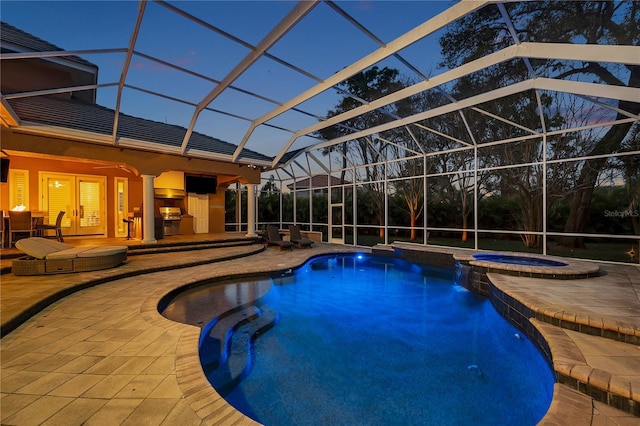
[115,177,128,236]
[9,169,29,210]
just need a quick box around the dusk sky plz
[1,0,453,158]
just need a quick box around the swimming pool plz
[166,254,554,425]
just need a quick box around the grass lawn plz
[344,235,639,264]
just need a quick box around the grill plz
[158,207,181,236]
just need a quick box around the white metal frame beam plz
[112,0,147,145]
[276,43,637,165]
[3,0,638,178]
[234,0,492,163]
[307,78,640,154]
[272,43,640,166]
[180,1,319,154]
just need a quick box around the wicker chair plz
[36,211,65,242]
[8,211,34,246]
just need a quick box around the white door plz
[330,203,344,244]
[188,193,209,233]
[40,172,106,236]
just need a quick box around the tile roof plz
[7,96,272,163]
[287,174,350,189]
[0,21,97,69]
[1,21,273,164]
[279,147,305,164]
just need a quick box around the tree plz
[390,156,424,241]
[615,123,640,235]
[475,91,571,248]
[317,66,405,239]
[439,1,640,248]
[261,176,280,194]
[407,86,489,243]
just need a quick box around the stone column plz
[141,174,157,244]
[245,183,257,237]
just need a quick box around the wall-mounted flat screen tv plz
[1,158,9,183]
[185,175,217,194]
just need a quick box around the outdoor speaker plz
[0,158,9,183]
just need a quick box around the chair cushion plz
[46,247,93,259]
[15,237,74,259]
[15,238,127,260]
[76,246,128,258]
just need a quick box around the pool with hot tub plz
[161,253,555,425]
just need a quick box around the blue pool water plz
[198,254,554,425]
[472,253,568,267]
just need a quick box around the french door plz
[40,172,106,236]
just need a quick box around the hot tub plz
[471,253,568,267]
[462,251,600,282]
[452,251,601,296]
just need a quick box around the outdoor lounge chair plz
[12,237,128,275]
[289,225,314,248]
[266,225,294,251]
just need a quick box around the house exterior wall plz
[0,154,134,238]
[0,25,263,238]
[1,129,261,237]
[208,191,226,233]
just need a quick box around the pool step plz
[200,305,261,370]
[127,238,260,256]
[201,304,278,396]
